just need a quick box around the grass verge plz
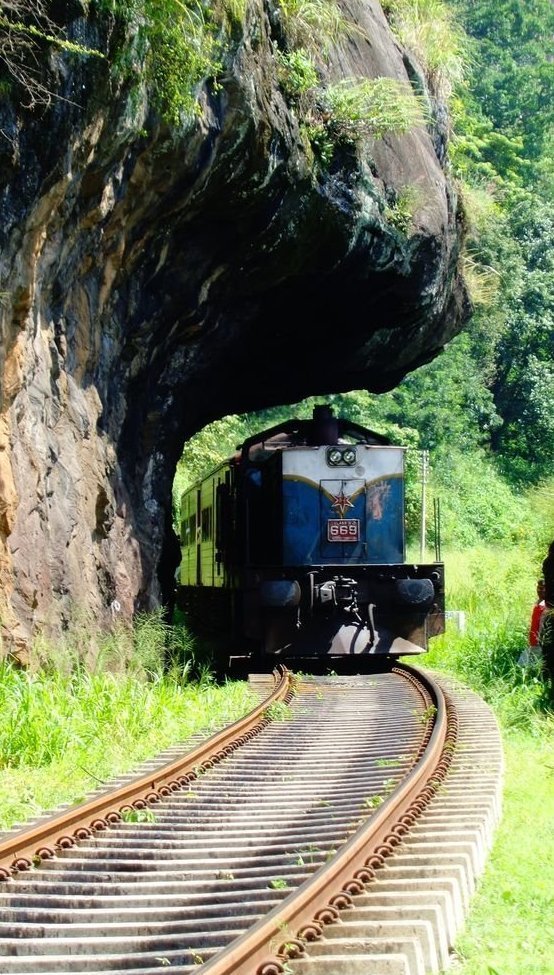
[0,629,257,830]
[451,729,554,975]
[422,545,553,975]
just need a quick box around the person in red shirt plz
[529,579,546,647]
[519,580,546,668]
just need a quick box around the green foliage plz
[322,77,429,140]
[264,701,293,721]
[268,877,289,889]
[275,47,318,99]
[377,334,501,454]
[363,794,384,809]
[430,450,540,547]
[452,0,554,166]
[272,6,425,165]
[450,98,531,188]
[424,543,553,728]
[525,480,554,555]
[293,78,430,170]
[0,628,257,828]
[277,0,352,55]
[430,536,554,975]
[144,0,217,125]
[489,198,554,482]
[120,806,157,822]
[216,0,248,27]
[452,190,554,487]
[127,608,168,678]
[384,185,421,235]
[301,122,334,167]
[0,17,103,59]
[452,732,554,975]
[24,606,198,681]
[455,183,503,310]
[447,0,554,488]
[92,0,228,126]
[383,0,468,98]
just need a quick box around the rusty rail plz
[0,666,293,881]
[197,663,454,975]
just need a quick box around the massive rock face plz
[0,0,469,652]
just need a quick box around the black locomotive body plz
[177,406,445,661]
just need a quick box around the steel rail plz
[197,663,454,975]
[0,666,293,881]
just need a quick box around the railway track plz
[0,665,503,975]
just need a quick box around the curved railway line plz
[0,665,503,975]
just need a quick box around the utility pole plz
[420,450,429,561]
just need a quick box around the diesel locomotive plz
[177,406,444,662]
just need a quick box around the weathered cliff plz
[0,0,469,653]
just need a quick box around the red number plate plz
[327,519,360,542]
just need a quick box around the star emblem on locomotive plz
[330,489,354,518]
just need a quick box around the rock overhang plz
[0,0,470,651]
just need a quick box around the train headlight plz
[327,448,343,466]
[342,448,357,466]
[326,446,357,466]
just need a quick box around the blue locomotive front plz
[177,406,444,660]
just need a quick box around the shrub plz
[216,0,248,26]
[276,47,318,98]
[384,185,421,234]
[93,0,225,126]
[430,448,541,548]
[142,0,217,124]
[322,77,429,140]
[301,121,335,166]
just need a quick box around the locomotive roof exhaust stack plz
[309,405,338,446]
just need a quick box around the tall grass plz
[382,0,468,98]
[426,548,554,975]
[19,607,205,682]
[278,0,354,55]
[0,664,254,771]
[323,77,429,139]
[0,612,256,829]
[424,546,552,730]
